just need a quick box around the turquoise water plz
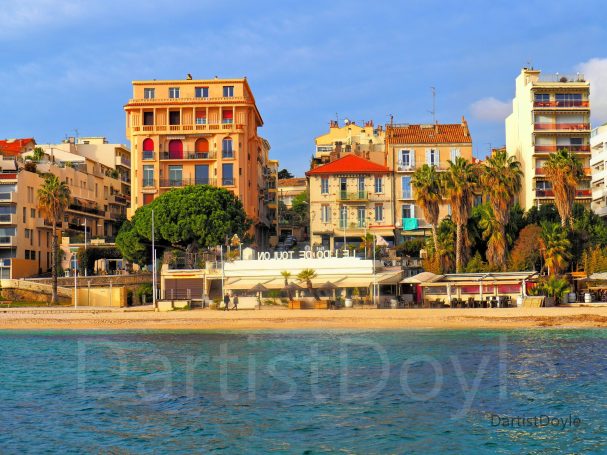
[0,329,606,454]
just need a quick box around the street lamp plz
[72,253,78,308]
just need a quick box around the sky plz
[1,0,607,175]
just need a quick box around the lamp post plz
[342,206,347,251]
[72,253,78,308]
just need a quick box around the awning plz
[225,278,271,290]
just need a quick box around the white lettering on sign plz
[256,250,354,260]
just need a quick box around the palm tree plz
[539,222,572,276]
[442,157,479,272]
[481,150,522,268]
[412,164,443,255]
[543,149,584,228]
[37,174,70,304]
[297,268,318,301]
[540,276,571,303]
[360,233,374,259]
[478,205,505,269]
[280,270,292,300]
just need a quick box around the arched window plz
[195,138,209,158]
[142,138,154,160]
[168,140,183,159]
[222,138,233,158]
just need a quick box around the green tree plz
[116,186,251,265]
[543,149,584,228]
[115,219,150,266]
[478,205,505,269]
[442,157,479,272]
[412,164,443,256]
[37,174,70,304]
[291,190,309,222]
[481,150,523,268]
[297,268,318,301]
[539,222,572,276]
[278,169,294,179]
[525,203,560,225]
[509,224,542,271]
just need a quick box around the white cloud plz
[469,97,511,122]
[0,0,89,37]
[577,57,607,124]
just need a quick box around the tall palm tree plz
[297,268,318,301]
[37,174,70,304]
[411,164,443,255]
[481,150,522,268]
[442,157,479,272]
[360,233,374,259]
[478,205,505,269]
[539,222,572,276]
[543,149,584,229]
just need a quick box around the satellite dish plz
[344,118,350,125]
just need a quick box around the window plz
[222,163,234,185]
[195,111,207,124]
[375,204,384,222]
[143,112,154,126]
[169,111,180,125]
[339,206,348,229]
[144,88,155,99]
[168,139,183,159]
[143,165,154,187]
[31,208,35,218]
[374,176,383,193]
[535,93,549,103]
[556,93,583,107]
[427,149,439,166]
[25,250,30,260]
[358,176,365,194]
[321,177,329,194]
[169,87,180,98]
[142,138,154,160]
[401,176,412,199]
[195,87,209,98]
[399,149,414,168]
[222,110,233,124]
[450,148,460,162]
[357,206,365,227]
[31,251,35,260]
[321,204,331,223]
[23,207,26,223]
[222,138,233,158]
[25,228,31,238]
[223,86,234,97]
[168,166,182,186]
[402,204,415,219]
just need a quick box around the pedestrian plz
[223,292,230,311]
[233,294,239,311]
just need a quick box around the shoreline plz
[1,307,607,330]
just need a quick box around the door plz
[168,166,182,186]
[195,165,209,185]
[168,140,183,159]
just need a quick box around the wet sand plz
[1,306,607,330]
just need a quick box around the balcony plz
[127,95,251,105]
[222,178,234,186]
[533,100,589,108]
[536,189,554,198]
[159,178,218,188]
[534,145,590,153]
[594,206,607,217]
[0,214,14,223]
[401,191,413,200]
[115,155,131,168]
[338,190,368,201]
[536,73,586,83]
[577,189,592,198]
[535,167,591,176]
[534,123,590,131]
[536,189,592,198]
[142,179,156,188]
[131,123,245,134]
[159,151,217,160]
[142,151,155,160]
[0,173,17,180]
[68,204,105,217]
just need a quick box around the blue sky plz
[2,0,607,175]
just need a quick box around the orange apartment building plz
[385,119,473,238]
[124,76,275,247]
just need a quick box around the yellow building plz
[124,76,274,246]
[306,154,395,250]
[506,68,592,210]
[385,119,473,237]
[312,120,385,167]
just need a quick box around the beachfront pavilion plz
[402,271,539,308]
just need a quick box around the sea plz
[0,329,605,454]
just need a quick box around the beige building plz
[277,177,308,243]
[506,68,592,210]
[385,119,473,237]
[0,137,131,279]
[591,124,607,217]
[312,120,385,167]
[306,154,394,250]
[124,76,275,247]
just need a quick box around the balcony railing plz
[534,145,590,153]
[536,73,585,83]
[577,189,592,197]
[0,173,17,180]
[159,151,217,160]
[534,123,590,131]
[536,189,592,198]
[142,151,155,160]
[533,100,589,108]
[127,96,250,104]
[159,178,218,188]
[116,156,131,167]
[143,179,156,188]
[339,190,368,201]
[401,191,412,199]
[222,178,234,186]
[0,214,14,223]
[131,123,245,133]
[68,204,105,216]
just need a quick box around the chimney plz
[461,116,469,136]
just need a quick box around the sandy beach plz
[1,306,607,330]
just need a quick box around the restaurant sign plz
[257,249,353,260]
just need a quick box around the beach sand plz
[1,306,607,330]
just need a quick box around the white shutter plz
[425,149,431,164]
[410,150,415,168]
[410,204,415,218]
[451,148,460,161]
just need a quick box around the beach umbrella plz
[283,282,303,292]
[250,283,268,292]
[318,281,338,290]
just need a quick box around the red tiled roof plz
[0,138,35,155]
[278,177,307,187]
[306,154,390,175]
[386,119,471,144]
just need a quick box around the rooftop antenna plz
[336,112,339,125]
[486,142,493,156]
[388,114,394,126]
[429,87,436,123]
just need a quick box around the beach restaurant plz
[403,271,539,307]
[161,248,403,308]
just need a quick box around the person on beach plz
[233,294,239,311]
[223,293,230,311]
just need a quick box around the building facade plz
[506,68,592,210]
[124,76,274,246]
[312,120,385,168]
[307,154,394,250]
[277,177,308,243]
[591,124,607,217]
[385,119,473,237]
